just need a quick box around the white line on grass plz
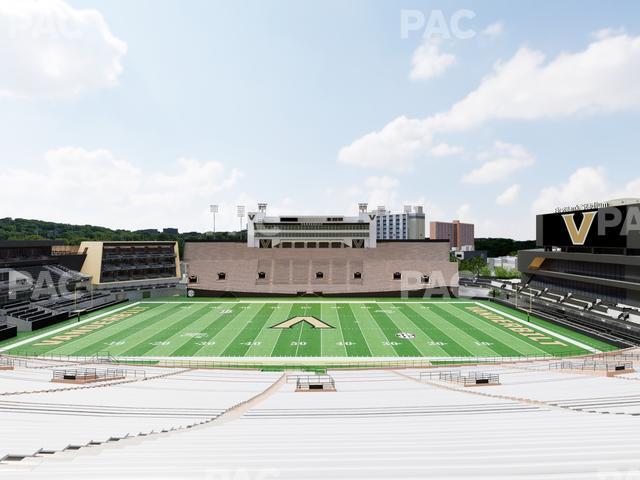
[140,300,476,305]
[476,302,599,353]
[0,302,142,353]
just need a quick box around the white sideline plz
[476,302,599,353]
[0,302,142,353]
[139,300,477,305]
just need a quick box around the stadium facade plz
[184,204,458,297]
[519,198,640,306]
[78,241,181,287]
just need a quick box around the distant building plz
[430,220,475,251]
[163,228,179,235]
[375,206,425,240]
[455,250,488,262]
[488,256,518,271]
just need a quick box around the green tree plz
[494,267,521,279]
[459,256,488,278]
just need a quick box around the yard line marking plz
[294,320,305,357]
[0,302,141,352]
[268,304,294,358]
[476,302,599,353]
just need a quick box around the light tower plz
[209,204,219,239]
[236,205,246,232]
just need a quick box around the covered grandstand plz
[0,240,184,337]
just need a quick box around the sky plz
[1,0,639,239]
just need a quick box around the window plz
[353,272,362,280]
[258,271,266,280]
[316,271,324,279]
[421,275,430,284]
[217,272,226,281]
[188,275,198,283]
[393,272,401,280]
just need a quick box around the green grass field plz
[0,298,616,359]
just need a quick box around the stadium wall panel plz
[183,241,458,296]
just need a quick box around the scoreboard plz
[537,204,640,249]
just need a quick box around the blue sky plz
[1,0,639,239]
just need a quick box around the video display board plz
[537,205,640,249]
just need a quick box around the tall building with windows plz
[375,206,425,240]
[430,220,475,251]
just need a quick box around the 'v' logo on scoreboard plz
[561,211,597,245]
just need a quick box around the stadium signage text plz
[554,201,609,213]
[465,306,567,346]
[33,306,149,346]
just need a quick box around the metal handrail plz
[549,360,633,371]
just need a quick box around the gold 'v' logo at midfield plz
[561,211,597,245]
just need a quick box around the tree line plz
[0,217,244,256]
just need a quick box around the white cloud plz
[0,0,127,99]
[532,166,640,214]
[456,203,471,221]
[462,141,534,184]
[0,147,242,231]
[481,22,504,37]
[592,27,625,40]
[364,175,399,190]
[429,143,463,157]
[496,184,520,205]
[340,32,640,169]
[409,39,456,80]
[362,176,399,210]
[338,116,433,171]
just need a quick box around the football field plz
[0,299,615,359]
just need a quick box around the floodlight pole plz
[237,205,246,239]
[210,205,219,240]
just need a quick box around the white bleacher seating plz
[2,363,640,478]
[0,367,281,462]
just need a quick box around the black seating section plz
[17,264,88,296]
[41,291,113,311]
[0,322,17,341]
[3,301,67,325]
[100,243,177,283]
